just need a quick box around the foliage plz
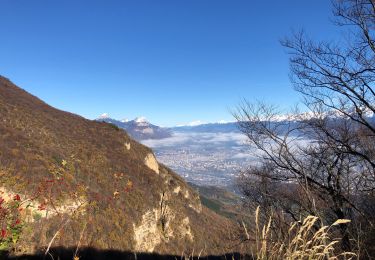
[0,194,23,251]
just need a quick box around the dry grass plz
[247,207,356,260]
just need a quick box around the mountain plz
[0,76,238,257]
[97,116,172,141]
[171,121,296,135]
[172,112,375,135]
[172,122,240,133]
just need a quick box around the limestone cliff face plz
[144,153,160,174]
[0,76,234,256]
[133,193,194,252]
[131,165,204,253]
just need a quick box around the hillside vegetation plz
[0,76,237,258]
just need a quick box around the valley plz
[97,116,258,188]
[142,131,255,187]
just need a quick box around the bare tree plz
[282,0,375,170]
[235,0,375,254]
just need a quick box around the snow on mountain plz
[176,120,235,127]
[96,115,172,140]
[98,113,110,119]
[272,112,316,122]
[176,120,207,127]
[135,116,148,123]
[97,110,375,140]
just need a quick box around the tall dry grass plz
[246,206,356,260]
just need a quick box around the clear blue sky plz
[0,0,339,126]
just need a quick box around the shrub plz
[0,195,24,251]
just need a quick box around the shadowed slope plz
[2,247,252,260]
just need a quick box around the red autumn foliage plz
[14,194,21,201]
[1,229,6,238]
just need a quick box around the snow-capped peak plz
[121,118,129,123]
[134,117,149,123]
[98,113,110,119]
[271,111,316,122]
[176,120,206,127]
[176,119,235,127]
[188,120,205,126]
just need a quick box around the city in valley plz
[142,131,255,187]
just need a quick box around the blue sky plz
[0,1,339,126]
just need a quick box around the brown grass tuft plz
[247,206,356,260]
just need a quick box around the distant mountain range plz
[171,113,375,135]
[96,115,243,141]
[97,111,375,142]
[96,116,305,141]
[96,115,172,140]
[171,122,240,133]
